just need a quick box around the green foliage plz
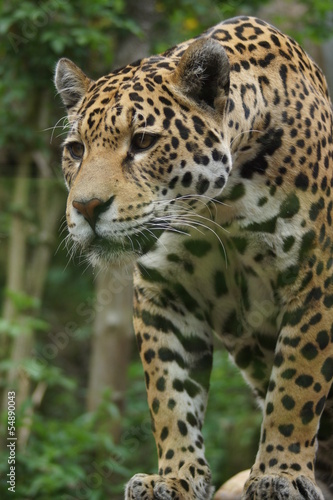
[205,350,261,485]
[0,348,259,499]
[0,395,129,499]
[0,0,140,151]
[286,0,333,42]
[0,359,152,500]
[154,0,333,54]
[154,0,272,51]
[0,316,47,341]
[4,289,40,313]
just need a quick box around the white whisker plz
[230,128,263,148]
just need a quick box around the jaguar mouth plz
[87,227,164,263]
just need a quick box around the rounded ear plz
[54,58,93,111]
[173,38,230,111]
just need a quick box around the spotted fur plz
[55,16,333,500]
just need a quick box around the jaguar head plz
[55,38,231,265]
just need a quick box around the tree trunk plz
[2,175,64,450]
[87,265,134,439]
[1,160,30,328]
[113,0,158,67]
[0,159,30,418]
[16,178,64,450]
[1,91,66,448]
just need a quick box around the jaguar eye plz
[67,142,84,160]
[131,133,158,152]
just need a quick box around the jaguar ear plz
[173,38,230,111]
[55,58,93,110]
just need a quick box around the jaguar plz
[55,16,333,499]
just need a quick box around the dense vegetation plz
[0,1,332,498]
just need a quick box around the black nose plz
[72,195,115,231]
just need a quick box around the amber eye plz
[131,133,158,152]
[67,142,84,160]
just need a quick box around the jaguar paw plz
[125,471,214,500]
[242,474,325,500]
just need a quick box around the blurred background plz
[0,0,332,498]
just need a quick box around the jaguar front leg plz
[125,279,214,500]
[243,302,332,500]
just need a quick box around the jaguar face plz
[55,39,231,265]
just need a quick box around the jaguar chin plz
[83,227,164,267]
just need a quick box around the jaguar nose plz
[72,195,115,231]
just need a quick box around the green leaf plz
[5,289,40,312]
